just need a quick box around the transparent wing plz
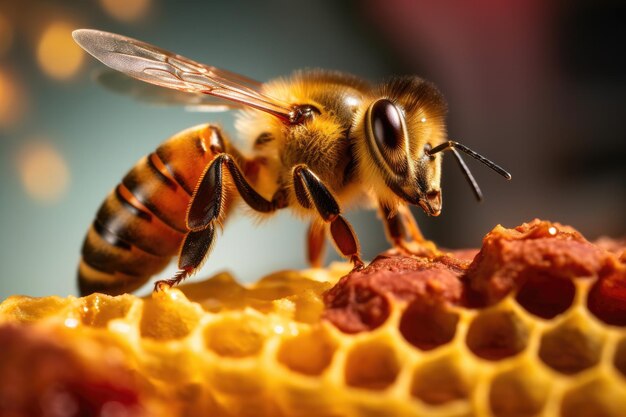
[95,69,239,112]
[73,29,293,122]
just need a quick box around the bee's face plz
[361,78,447,215]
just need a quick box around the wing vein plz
[73,29,293,122]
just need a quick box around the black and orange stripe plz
[78,124,231,295]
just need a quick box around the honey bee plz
[73,29,511,296]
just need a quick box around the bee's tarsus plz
[153,269,190,292]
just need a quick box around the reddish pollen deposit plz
[323,219,626,333]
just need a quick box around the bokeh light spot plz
[0,12,14,57]
[16,140,71,204]
[0,67,26,128]
[100,0,150,22]
[37,22,84,80]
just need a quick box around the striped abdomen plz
[78,124,227,295]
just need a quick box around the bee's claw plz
[350,256,365,271]
[153,269,190,292]
[153,281,171,292]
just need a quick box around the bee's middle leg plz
[307,220,326,268]
[293,165,364,270]
[154,153,284,290]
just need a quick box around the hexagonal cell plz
[561,377,626,417]
[204,315,268,358]
[277,327,337,376]
[79,293,133,327]
[614,337,626,378]
[344,340,400,390]
[410,354,473,405]
[515,274,576,319]
[139,295,201,340]
[587,271,626,326]
[538,314,605,375]
[177,272,247,312]
[466,308,530,360]
[489,364,550,417]
[399,300,459,351]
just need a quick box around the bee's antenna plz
[427,140,512,201]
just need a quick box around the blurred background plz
[0,0,624,298]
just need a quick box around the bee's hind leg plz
[293,165,364,270]
[153,226,216,291]
[154,153,285,291]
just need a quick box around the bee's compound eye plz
[371,99,404,150]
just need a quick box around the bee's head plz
[358,77,511,214]
[360,77,447,216]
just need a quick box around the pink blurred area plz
[368,0,551,111]
[364,0,625,241]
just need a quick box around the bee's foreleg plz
[154,153,283,291]
[379,203,409,248]
[378,203,438,256]
[293,165,364,270]
[396,204,426,243]
[398,204,439,253]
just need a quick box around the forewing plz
[73,29,292,121]
[96,70,238,112]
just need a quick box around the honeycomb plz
[1,219,625,417]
